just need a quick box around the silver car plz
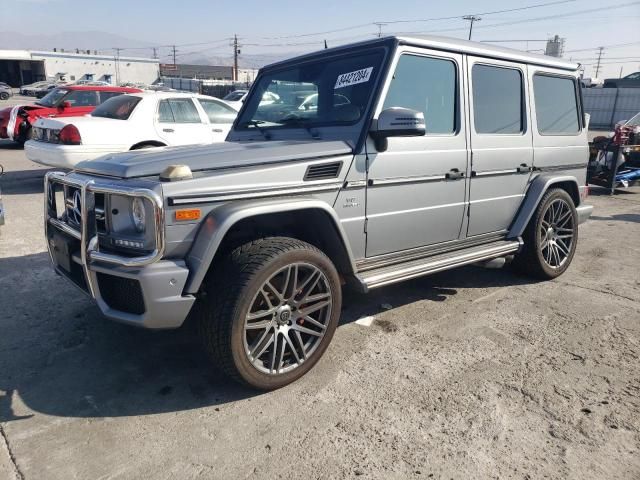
[44,35,593,390]
[0,82,12,101]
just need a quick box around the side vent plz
[304,161,342,181]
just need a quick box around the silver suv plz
[44,36,593,390]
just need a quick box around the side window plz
[158,98,202,124]
[158,100,174,123]
[197,99,237,124]
[472,65,523,134]
[533,74,580,135]
[65,90,99,107]
[383,54,456,134]
[99,91,123,104]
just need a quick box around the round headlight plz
[130,197,146,233]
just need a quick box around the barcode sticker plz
[334,67,373,89]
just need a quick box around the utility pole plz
[232,35,240,82]
[171,45,177,66]
[152,47,158,60]
[463,15,481,41]
[374,22,387,38]
[114,48,124,85]
[594,46,604,78]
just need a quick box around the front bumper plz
[45,171,195,329]
[26,140,125,169]
[576,204,593,225]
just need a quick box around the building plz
[0,49,160,87]
[160,63,259,83]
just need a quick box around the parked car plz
[0,82,12,100]
[19,81,50,96]
[73,80,112,86]
[603,71,640,88]
[26,92,238,168]
[0,85,141,144]
[223,89,279,109]
[43,35,593,390]
[34,83,68,99]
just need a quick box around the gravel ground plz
[0,140,639,480]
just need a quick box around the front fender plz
[183,197,356,294]
[508,174,580,238]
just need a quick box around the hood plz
[74,140,353,178]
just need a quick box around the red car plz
[0,85,142,144]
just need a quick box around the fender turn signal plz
[175,209,201,221]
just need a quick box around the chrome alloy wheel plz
[243,263,333,375]
[539,198,575,268]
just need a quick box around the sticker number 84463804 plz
[334,67,373,90]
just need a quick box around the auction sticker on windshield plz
[335,67,373,89]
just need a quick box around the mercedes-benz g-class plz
[44,35,593,389]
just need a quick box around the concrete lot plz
[0,137,639,480]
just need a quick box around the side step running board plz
[356,239,522,291]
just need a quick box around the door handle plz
[517,163,532,173]
[162,128,174,133]
[445,169,465,180]
[211,128,223,133]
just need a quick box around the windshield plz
[223,91,246,101]
[236,50,385,132]
[37,88,68,107]
[92,95,141,120]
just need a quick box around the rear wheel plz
[196,237,342,390]
[0,92,9,100]
[513,188,578,279]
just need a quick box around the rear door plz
[155,97,211,145]
[466,57,533,237]
[195,98,237,142]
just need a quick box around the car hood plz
[74,140,354,179]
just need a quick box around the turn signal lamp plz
[175,209,201,221]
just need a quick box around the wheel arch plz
[508,174,581,238]
[130,140,166,150]
[184,198,357,294]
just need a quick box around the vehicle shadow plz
[589,213,640,224]
[1,170,50,195]
[0,251,537,421]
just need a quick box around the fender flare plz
[183,197,357,293]
[508,174,580,238]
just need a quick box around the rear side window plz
[533,75,580,134]
[92,95,141,120]
[383,54,456,134]
[472,65,523,134]
[198,99,237,124]
[157,98,202,123]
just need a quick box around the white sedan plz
[25,91,238,169]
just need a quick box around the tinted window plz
[383,54,456,134]
[533,75,580,134]
[158,98,202,123]
[198,99,237,124]
[223,91,246,101]
[473,65,523,134]
[64,90,99,107]
[92,95,141,120]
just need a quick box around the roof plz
[62,85,142,92]
[265,35,578,72]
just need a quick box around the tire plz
[0,92,9,100]
[513,188,578,279]
[196,237,342,390]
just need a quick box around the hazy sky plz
[4,0,640,78]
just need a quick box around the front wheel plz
[513,188,578,279]
[196,237,342,390]
[0,92,9,100]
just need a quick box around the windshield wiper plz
[239,120,272,140]
[278,117,320,139]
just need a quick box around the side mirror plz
[58,101,71,110]
[370,107,425,152]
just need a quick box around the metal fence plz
[159,76,250,98]
[583,88,640,129]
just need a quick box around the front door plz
[365,48,468,257]
[466,57,533,236]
